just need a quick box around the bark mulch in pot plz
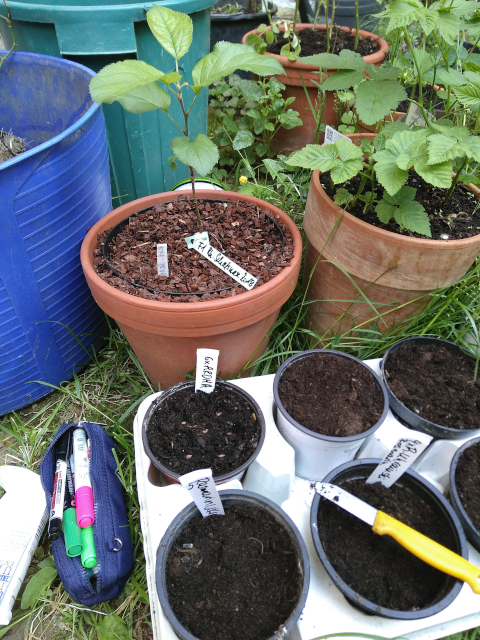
[266,26,380,57]
[166,503,303,640]
[455,441,480,531]
[318,479,458,610]
[94,198,294,303]
[384,342,480,429]
[146,385,262,476]
[278,353,384,436]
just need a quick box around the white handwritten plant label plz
[179,468,225,517]
[185,231,257,291]
[156,244,169,277]
[195,348,219,394]
[366,433,433,488]
[324,125,353,145]
[405,104,434,128]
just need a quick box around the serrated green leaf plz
[386,0,423,33]
[320,69,365,91]
[171,134,219,175]
[334,188,353,205]
[435,9,460,44]
[147,5,192,61]
[116,82,170,113]
[413,156,453,189]
[375,199,397,223]
[158,72,182,85]
[286,144,340,171]
[453,84,480,107]
[300,49,367,71]
[90,60,166,104]
[427,134,463,164]
[232,130,255,150]
[367,64,401,81]
[463,70,480,86]
[425,67,466,87]
[96,614,131,640]
[336,137,363,162]
[394,201,431,236]
[238,79,264,100]
[263,158,283,179]
[418,5,438,34]
[464,137,480,161]
[278,110,303,129]
[21,568,57,609]
[330,138,363,183]
[373,149,409,195]
[192,42,284,87]
[355,79,407,125]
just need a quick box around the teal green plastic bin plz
[0,0,217,205]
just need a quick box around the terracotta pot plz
[303,134,480,335]
[80,190,302,390]
[241,24,388,154]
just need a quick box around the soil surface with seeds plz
[322,172,480,240]
[94,198,294,303]
[318,478,458,610]
[266,26,381,57]
[455,440,480,531]
[278,353,384,436]
[384,342,480,429]
[146,384,262,477]
[166,503,303,640]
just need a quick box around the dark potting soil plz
[384,342,480,429]
[321,171,480,240]
[266,26,380,57]
[94,198,294,303]
[396,84,445,114]
[146,385,262,476]
[165,503,302,640]
[318,478,458,610]
[277,353,384,437]
[455,441,480,531]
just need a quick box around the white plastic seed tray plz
[133,359,480,640]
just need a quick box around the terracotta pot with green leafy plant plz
[81,5,302,390]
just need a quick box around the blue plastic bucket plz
[0,50,111,415]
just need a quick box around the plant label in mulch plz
[195,348,219,394]
[324,125,353,146]
[156,244,169,277]
[405,104,434,128]
[179,468,225,517]
[366,433,433,488]
[185,231,257,291]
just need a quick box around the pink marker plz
[72,428,94,528]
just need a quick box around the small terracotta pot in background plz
[80,190,302,390]
[241,24,388,154]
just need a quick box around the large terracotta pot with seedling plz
[242,23,389,153]
[81,5,302,390]
[286,121,480,336]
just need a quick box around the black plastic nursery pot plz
[143,380,266,484]
[381,337,480,439]
[210,1,278,51]
[310,459,468,619]
[449,437,480,553]
[273,349,389,480]
[156,489,310,640]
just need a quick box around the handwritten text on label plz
[179,469,225,517]
[195,349,219,394]
[366,433,433,488]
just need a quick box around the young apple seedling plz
[89,5,284,232]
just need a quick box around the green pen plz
[62,440,83,557]
[81,526,97,568]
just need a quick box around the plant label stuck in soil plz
[405,104,434,128]
[156,244,169,277]
[178,468,225,517]
[195,349,219,394]
[366,433,433,488]
[324,125,353,146]
[185,232,257,291]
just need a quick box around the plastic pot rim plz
[381,336,480,439]
[0,50,99,171]
[273,349,389,443]
[142,380,266,483]
[310,458,468,620]
[155,489,310,640]
[211,0,277,20]
[449,436,480,545]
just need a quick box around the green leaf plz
[386,0,423,33]
[168,155,178,170]
[192,42,284,87]
[394,200,431,236]
[427,134,464,164]
[278,110,303,129]
[417,4,438,34]
[232,130,255,150]
[147,5,192,61]
[375,199,397,223]
[464,137,480,162]
[116,82,171,113]
[373,149,409,195]
[171,134,219,175]
[355,80,407,125]
[425,67,466,87]
[158,72,182,85]
[90,60,166,105]
[286,143,340,171]
[453,84,480,107]
[367,64,401,81]
[435,9,460,44]
[37,557,56,569]
[21,568,57,609]
[320,69,365,91]
[238,79,264,100]
[300,49,367,71]
[96,614,131,640]
[413,156,453,189]
[330,138,363,183]
[334,188,353,205]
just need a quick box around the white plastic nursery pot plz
[273,350,389,480]
[155,489,310,640]
[142,380,266,484]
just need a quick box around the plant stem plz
[354,0,359,50]
[325,0,330,52]
[189,167,203,231]
[261,0,273,25]
[0,0,17,71]
[347,163,370,210]
[441,157,468,207]
[293,0,300,32]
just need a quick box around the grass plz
[1,174,480,639]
